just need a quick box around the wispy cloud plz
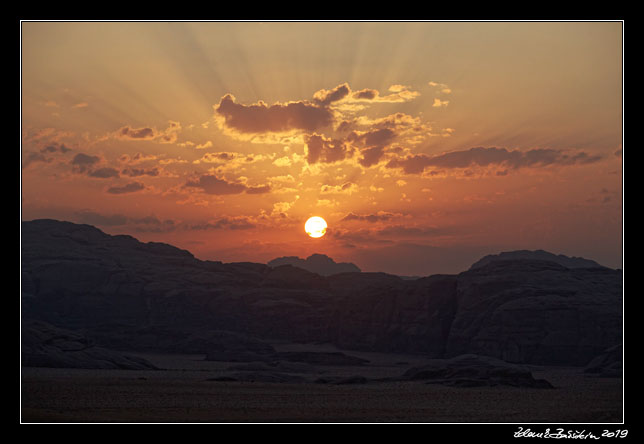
[215,94,334,135]
[305,134,354,164]
[341,211,401,223]
[184,173,271,196]
[106,181,146,194]
[115,121,181,144]
[387,147,603,175]
[70,152,101,173]
[432,98,449,107]
[428,81,452,94]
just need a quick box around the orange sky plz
[21,21,623,275]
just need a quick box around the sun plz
[305,216,327,238]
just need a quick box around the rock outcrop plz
[22,319,156,370]
[268,253,361,276]
[584,344,622,377]
[401,354,554,388]
[470,250,607,270]
[21,219,622,368]
[446,260,622,365]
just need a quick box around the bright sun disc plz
[305,216,327,238]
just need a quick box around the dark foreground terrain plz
[21,343,622,423]
[20,220,623,423]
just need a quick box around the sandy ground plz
[21,343,623,423]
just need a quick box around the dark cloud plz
[71,153,100,173]
[187,216,255,230]
[347,128,396,167]
[336,120,354,132]
[185,174,247,195]
[184,174,269,196]
[106,181,145,194]
[41,143,71,154]
[313,83,350,105]
[387,147,603,174]
[215,94,334,134]
[352,89,378,100]
[119,152,158,164]
[23,143,73,168]
[194,152,248,164]
[121,167,160,177]
[89,167,120,179]
[359,146,385,167]
[305,134,354,164]
[320,182,356,194]
[385,154,429,174]
[115,122,180,144]
[117,126,156,140]
[349,128,396,148]
[558,151,603,165]
[213,152,235,161]
[23,152,50,167]
[69,153,127,179]
[341,212,397,223]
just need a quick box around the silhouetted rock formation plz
[22,219,622,368]
[470,249,606,270]
[446,259,621,365]
[268,253,361,276]
[87,325,276,356]
[22,319,156,370]
[401,354,554,388]
[584,344,622,378]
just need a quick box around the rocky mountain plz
[470,249,607,270]
[268,253,361,276]
[584,344,622,378]
[22,319,157,370]
[401,354,554,388]
[21,219,622,367]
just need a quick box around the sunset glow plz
[21,21,623,275]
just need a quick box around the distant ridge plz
[470,249,607,270]
[21,219,622,366]
[268,253,361,276]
